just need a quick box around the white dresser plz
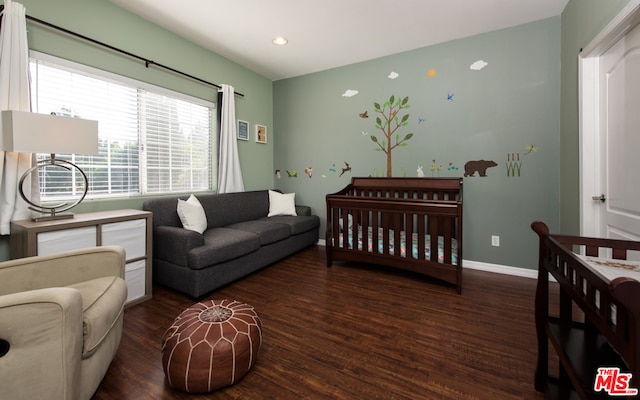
[10,209,152,306]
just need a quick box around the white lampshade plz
[0,109,98,154]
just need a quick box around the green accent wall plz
[274,18,561,270]
[1,1,635,270]
[0,0,274,261]
[559,0,633,235]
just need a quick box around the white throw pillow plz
[268,190,297,217]
[177,194,208,234]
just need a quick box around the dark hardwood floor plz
[94,245,547,399]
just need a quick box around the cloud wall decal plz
[342,89,359,97]
[470,60,488,70]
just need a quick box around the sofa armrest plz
[295,205,312,216]
[154,225,204,267]
[0,246,125,295]
[0,287,83,400]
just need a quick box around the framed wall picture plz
[237,120,249,141]
[256,124,267,144]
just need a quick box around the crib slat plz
[382,212,390,255]
[443,217,452,264]
[418,214,426,261]
[394,223,401,257]
[613,248,627,260]
[429,216,439,262]
[406,213,414,259]
[373,211,380,254]
[332,208,340,247]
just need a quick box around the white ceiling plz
[109,0,569,81]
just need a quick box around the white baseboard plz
[315,239,537,280]
[462,259,537,280]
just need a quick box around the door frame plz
[579,0,640,237]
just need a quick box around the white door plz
[597,21,640,244]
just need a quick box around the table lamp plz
[0,110,99,221]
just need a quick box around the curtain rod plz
[0,6,244,98]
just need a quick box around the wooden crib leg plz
[534,264,549,392]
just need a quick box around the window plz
[29,52,216,201]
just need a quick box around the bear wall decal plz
[463,160,498,177]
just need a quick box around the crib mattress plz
[337,227,458,265]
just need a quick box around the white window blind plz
[29,53,215,200]
[141,91,213,193]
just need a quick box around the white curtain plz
[217,84,244,193]
[0,0,36,234]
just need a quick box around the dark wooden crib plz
[532,221,640,399]
[325,177,463,293]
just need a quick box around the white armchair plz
[0,246,128,400]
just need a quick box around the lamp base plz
[19,155,90,221]
[32,212,75,222]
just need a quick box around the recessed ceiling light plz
[272,36,288,46]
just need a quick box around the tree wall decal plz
[370,95,413,177]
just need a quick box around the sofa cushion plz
[188,228,261,269]
[67,276,127,357]
[258,215,320,235]
[226,221,291,245]
[198,191,271,228]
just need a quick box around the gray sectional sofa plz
[143,190,320,298]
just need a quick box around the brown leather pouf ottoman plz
[161,299,262,393]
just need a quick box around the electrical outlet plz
[491,235,500,247]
